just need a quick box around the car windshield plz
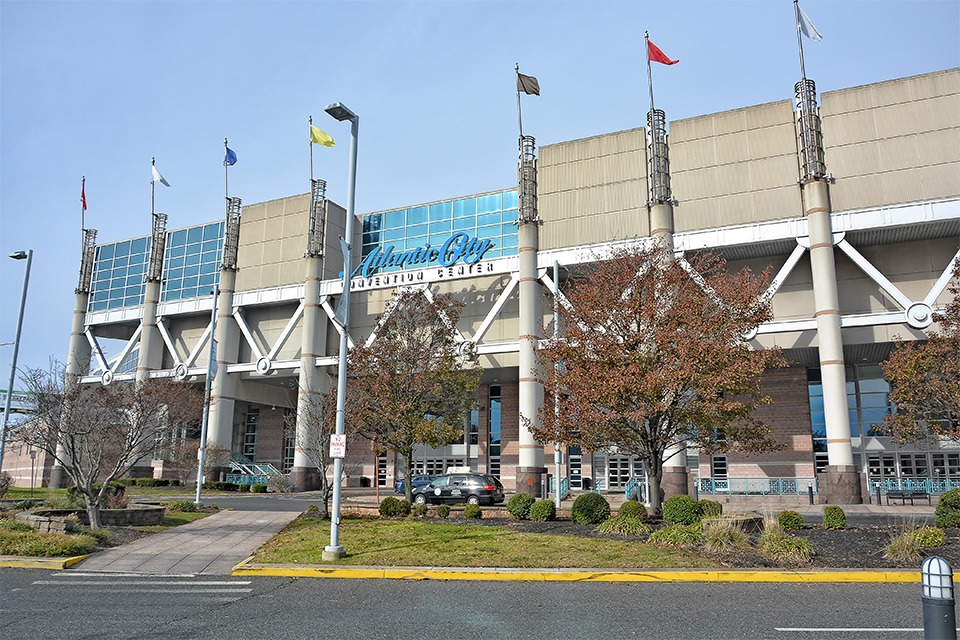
[430,476,450,488]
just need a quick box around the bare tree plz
[282,389,343,518]
[11,365,203,528]
[347,289,482,503]
[531,246,785,515]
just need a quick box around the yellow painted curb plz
[0,554,91,570]
[232,562,920,583]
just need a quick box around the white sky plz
[1,0,958,383]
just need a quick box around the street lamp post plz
[323,101,358,561]
[1,249,33,473]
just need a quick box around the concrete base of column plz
[516,466,548,498]
[48,465,67,489]
[289,466,321,492]
[818,465,864,504]
[661,469,689,500]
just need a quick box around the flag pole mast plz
[151,157,156,218]
[515,63,524,139]
[309,116,315,182]
[81,175,86,238]
[645,31,656,115]
[224,138,229,201]
[794,0,807,81]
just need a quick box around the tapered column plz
[206,268,238,481]
[517,135,545,496]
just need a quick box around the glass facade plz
[87,222,225,312]
[88,236,151,312]
[488,385,502,478]
[161,222,224,302]
[361,189,519,273]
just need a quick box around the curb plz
[0,554,91,570]
[231,557,919,583]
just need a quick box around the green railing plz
[547,477,570,499]
[624,477,647,501]
[875,478,960,494]
[697,477,817,496]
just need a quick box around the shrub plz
[884,531,922,563]
[915,526,946,548]
[304,504,320,516]
[105,492,129,509]
[414,503,428,517]
[703,518,751,552]
[0,530,98,557]
[662,495,702,526]
[649,523,704,547]
[822,505,846,530]
[699,499,723,518]
[463,504,482,519]
[571,493,611,525]
[165,500,197,513]
[238,483,250,492]
[507,493,537,520]
[758,530,814,563]
[251,484,267,493]
[778,510,805,531]
[0,519,33,533]
[618,499,647,521]
[595,515,651,537]
[135,478,176,487]
[0,471,13,497]
[13,499,42,511]
[202,481,240,492]
[436,504,451,519]
[379,497,410,518]
[68,482,125,502]
[935,489,960,528]
[530,499,557,522]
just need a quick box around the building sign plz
[348,232,495,280]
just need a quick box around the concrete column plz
[136,280,163,383]
[517,220,546,496]
[51,290,92,488]
[805,179,861,504]
[206,268,239,481]
[290,256,329,491]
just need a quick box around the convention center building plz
[11,68,958,505]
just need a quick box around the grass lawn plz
[253,517,717,569]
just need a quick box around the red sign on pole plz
[330,434,347,459]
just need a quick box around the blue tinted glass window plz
[429,233,449,246]
[185,253,200,266]
[478,212,500,227]
[98,244,114,260]
[131,237,148,253]
[454,198,476,217]
[384,228,405,242]
[429,219,452,234]
[203,224,220,240]
[407,206,427,225]
[429,202,451,221]
[170,229,187,246]
[500,235,517,250]
[502,209,518,223]
[113,255,129,268]
[502,190,518,209]
[476,226,498,240]
[115,240,131,256]
[477,193,501,214]
[184,265,200,277]
[453,216,475,231]
[384,210,405,228]
[406,223,427,237]
[187,227,203,243]
[169,244,186,258]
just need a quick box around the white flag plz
[152,164,171,187]
[798,4,823,41]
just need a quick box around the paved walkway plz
[72,510,298,575]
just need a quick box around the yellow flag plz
[310,124,335,147]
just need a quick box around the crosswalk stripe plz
[34,580,250,586]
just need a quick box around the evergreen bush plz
[662,494,702,525]
[778,510,805,531]
[618,499,647,521]
[530,499,557,522]
[571,493,611,525]
[379,497,411,517]
[822,505,846,530]
[915,525,946,548]
[595,515,651,537]
[436,504,451,519]
[699,499,723,518]
[507,493,537,520]
[165,500,196,513]
[251,484,267,493]
[414,503,428,517]
[935,489,960,528]
[463,504,482,519]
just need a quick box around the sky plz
[1,0,958,388]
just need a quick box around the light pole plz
[323,101,358,561]
[1,249,33,473]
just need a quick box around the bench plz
[886,490,932,506]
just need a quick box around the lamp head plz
[9,251,28,260]
[325,102,357,122]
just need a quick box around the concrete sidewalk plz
[69,509,299,575]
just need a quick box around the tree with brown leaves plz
[532,246,785,515]
[881,263,960,444]
[12,366,203,528]
[347,289,482,504]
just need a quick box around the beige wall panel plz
[921,163,960,199]
[278,260,303,285]
[673,166,719,202]
[829,174,885,212]
[714,132,753,164]
[282,212,309,238]
[672,112,715,141]
[918,128,960,165]
[743,101,794,130]
[827,142,883,178]
[259,263,280,288]
[602,152,644,183]
[822,111,879,147]
[599,130,644,155]
[877,136,921,173]
[241,218,266,245]
[873,103,928,138]
[771,286,816,320]
[671,138,718,171]
[881,167,924,204]
[716,161,753,194]
[675,199,719,232]
[746,123,796,160]
[750,187,801,222]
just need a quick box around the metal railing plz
[624,477,648,501]
[876,478,960,494]
[547,477,570,500]
[697,477,818,496]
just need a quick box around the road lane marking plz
[34,580,251,586]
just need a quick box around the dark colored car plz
[394,474,434,494]
[411,473,505,506]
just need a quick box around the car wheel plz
[467,495,480,505]
[414,494,427,505]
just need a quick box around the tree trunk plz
[84,494,102,529]
[318,475,332,519]
[402,452,414,505]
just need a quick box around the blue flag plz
[224,147,237,166]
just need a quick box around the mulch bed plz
[443,516,960,569]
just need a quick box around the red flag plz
[81,182,87,211]
[647,40,679,65]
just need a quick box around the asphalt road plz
[1,568,945,639]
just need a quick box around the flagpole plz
[81,175,86,235]
[309,116,315,182]
[645,31,656,115]
[151,157,156,218]
[224,138,229,201]
[794,0,807,81]
[515,63,524,139]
